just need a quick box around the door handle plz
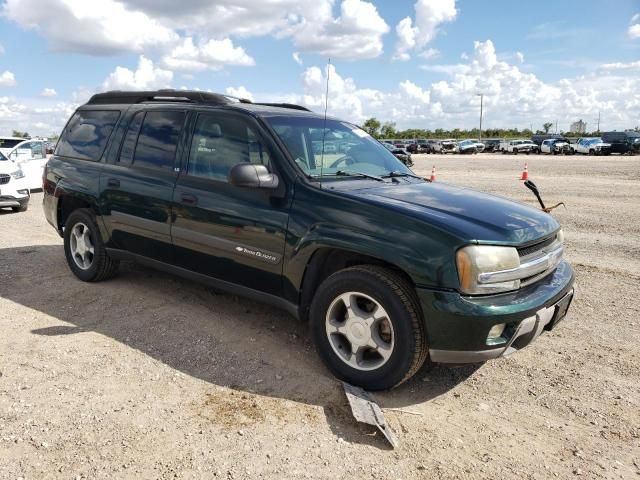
[181,193,198,205]
[107,178,120,188]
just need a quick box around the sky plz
[0,0,639,136]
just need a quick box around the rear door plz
[171,109,290,296]
[11,141,46,190]
[100,107,187,263]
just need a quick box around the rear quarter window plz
[56,110,121,161]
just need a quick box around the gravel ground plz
[1,153,639,479]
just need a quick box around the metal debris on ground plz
[342,382,399,448]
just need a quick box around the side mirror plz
[229,163,279,189]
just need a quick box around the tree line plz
[359,118,634,140]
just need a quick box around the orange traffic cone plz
[519,163,529,181]
[430,166,436,182]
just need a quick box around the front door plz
[172,110,289,296]
[101,108,187,263]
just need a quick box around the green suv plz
[43,90,574,390]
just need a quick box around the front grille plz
[0,174,10,185]
[517,236,556,258]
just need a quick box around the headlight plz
[456,245,520,294]
[556,228,564,243]
[10,169,25,179]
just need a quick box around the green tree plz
[542,122,553,134]
[362,118,381,138]
[12,130,29,138]
[380,122,396,139]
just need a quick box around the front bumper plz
[417,260,574,363]
[0,178,30,208]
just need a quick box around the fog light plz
[18,189,29,195]
[487,323,506,344]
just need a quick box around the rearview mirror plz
[229,163,279,189]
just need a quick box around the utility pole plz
[477,93,483,142]
[597,111,601,133]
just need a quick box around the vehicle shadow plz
[1,244,481,449]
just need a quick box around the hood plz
[346,181,559,244]
[0,159,19,174]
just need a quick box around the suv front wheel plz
[63,209,119,282]
[310,265,428,390]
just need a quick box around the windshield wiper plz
[333,170,384,181]
[382,171,424,180]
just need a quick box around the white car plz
[1,139,48,191]
[540,138,571,155]
[0,150,30,212]
[462,139,485,153]
[433,139,458,153]
[0,136,28,156]
[501,139,538,154]
[573,137,612,155]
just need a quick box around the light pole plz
[477,93,483,142]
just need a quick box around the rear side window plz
[56,110,120,160]
[133,111,186,171]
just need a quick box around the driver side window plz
[187,112,272,182]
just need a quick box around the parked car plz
[416,139,432,153]
[482,139,501,152]
[44,90,574,390]
[502,139,538,154]
[2,139,48,191]
[432,139,458,153]
[0,136,29,155]
[461,139,485,153]
[0,150,30,212]
[382,142,413,166]
[572,137,611,156]
[601,131,640,155]
[457,139,480,154]
[540,138,572,155]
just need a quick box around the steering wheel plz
[329,155,355,169]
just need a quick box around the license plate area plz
[545,290,574,331]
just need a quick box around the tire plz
[309,265,428,390]
[589,149,595,156]
[63,208,119,282]
[12,204,28,213]
[513,149,518,155]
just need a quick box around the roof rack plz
[85,90,313,112]
[86,90,233,105]
[251,102,311,112]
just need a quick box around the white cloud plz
[40,88,57,97]
[103,56,173,90]
[225,86,254,101]
[629,13,640,39]
[161,37,254,72]
[418,47,440,60]
[516,51,524,63]
[0,43,5,55]
[291,0,389,59]
[276,40,640,131]
[293,52,303,65]
[3,0,177,55]
[0,71,16,87]
[4,0,390,62]
[393,0,457,61]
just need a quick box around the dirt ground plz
[1,153,639,479]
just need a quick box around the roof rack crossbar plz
[253,102,311,112]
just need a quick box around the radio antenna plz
[319,58,331,185]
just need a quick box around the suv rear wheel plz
[309,265,428,390]
[64,209,119,282]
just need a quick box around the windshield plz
[0,151,7,161]
[267,117,413,177]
